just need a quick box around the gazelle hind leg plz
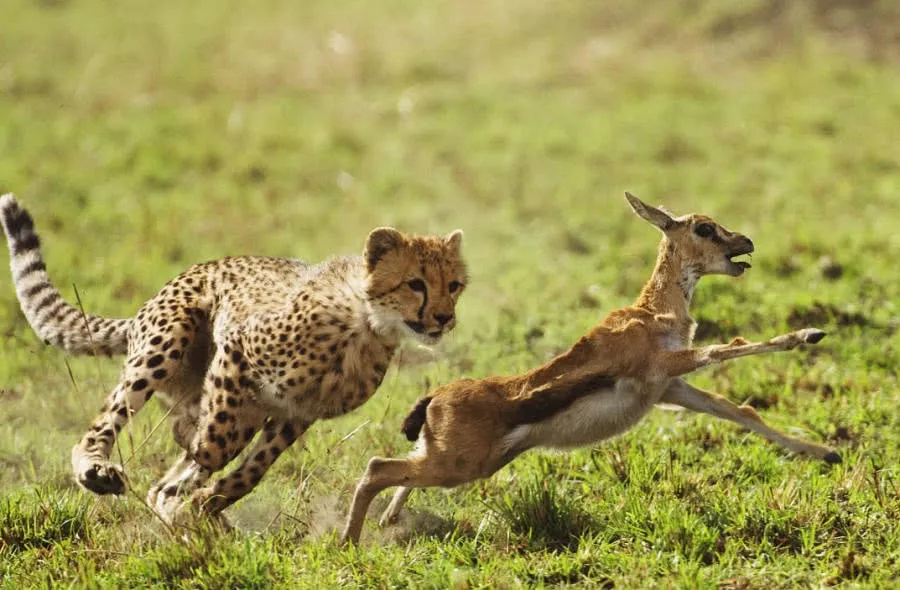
[380,486,413,527]
[341,456,456,545]
[662,379,841,463]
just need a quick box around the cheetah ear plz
[444,229,463,252]
[365,227,405,271]
[625,191,676,232]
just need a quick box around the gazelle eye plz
[407,279,426,292]
[694,223,715,238]
[448,281,463,294]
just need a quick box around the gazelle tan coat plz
[341,193,839,545]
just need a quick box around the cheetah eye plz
[407,279,427,293]
[448,281,463,294]
[694,223,716,238]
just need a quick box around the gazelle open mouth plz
[726,253,752,270]
[725,245,754,275]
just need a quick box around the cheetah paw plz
[76,461,127,495]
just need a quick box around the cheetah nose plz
[434,313,454,327]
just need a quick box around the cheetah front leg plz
[71,370,173,495]
[157,341,268,523]
[71,382,144,495]
[187,417,309,517]
[188,342,267,472]
[149,404,259,529]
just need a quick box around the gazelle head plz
[625,192,754,277]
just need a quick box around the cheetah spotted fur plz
[1,193,468,523]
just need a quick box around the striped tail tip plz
[1,194,41,255]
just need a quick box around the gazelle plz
[340,192,840,545]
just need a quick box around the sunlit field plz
[1,0,899,587]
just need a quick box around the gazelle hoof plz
[823,451,842,464]
[379,513,398,528]
[804,329,826,344]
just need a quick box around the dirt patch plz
[828,425,859,444]
[787,302,872,330]
[373,506,461,545]
[305,493,347,539]
[718,578,753,590]
[793,377,857,400]
[300,490,463,545]
[111,278,146,303]
[694,317,743,341]
[525,325,545,349]
[773,255,801,278]
[818,256,844,280]
[656,135,702,164]
[744,392,780,410]
[563,230,592,256]
[0,388,24,400]
[704,0,900,63]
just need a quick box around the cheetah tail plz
[401,396,433,442]
[1,194,130,356]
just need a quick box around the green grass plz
[2,0,899,587]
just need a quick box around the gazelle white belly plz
[505,378,660,452]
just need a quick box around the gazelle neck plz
[634,237,698,321]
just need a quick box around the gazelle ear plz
[444,229,463,252]
[625,192,676,232]
[364,227,405,272]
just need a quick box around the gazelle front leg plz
[663,328,826,376]
[661,379,841,463]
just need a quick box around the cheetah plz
[1,193,468,523]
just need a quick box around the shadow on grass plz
[484,473,597,553]
[376,508,462,545]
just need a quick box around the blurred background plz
[1,0,899,585]
[2,0,898,379]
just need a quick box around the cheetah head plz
[364,227,468,345]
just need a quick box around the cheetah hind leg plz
[149,453,221,528]
[72,317,200,495]
[147,453,204,512]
